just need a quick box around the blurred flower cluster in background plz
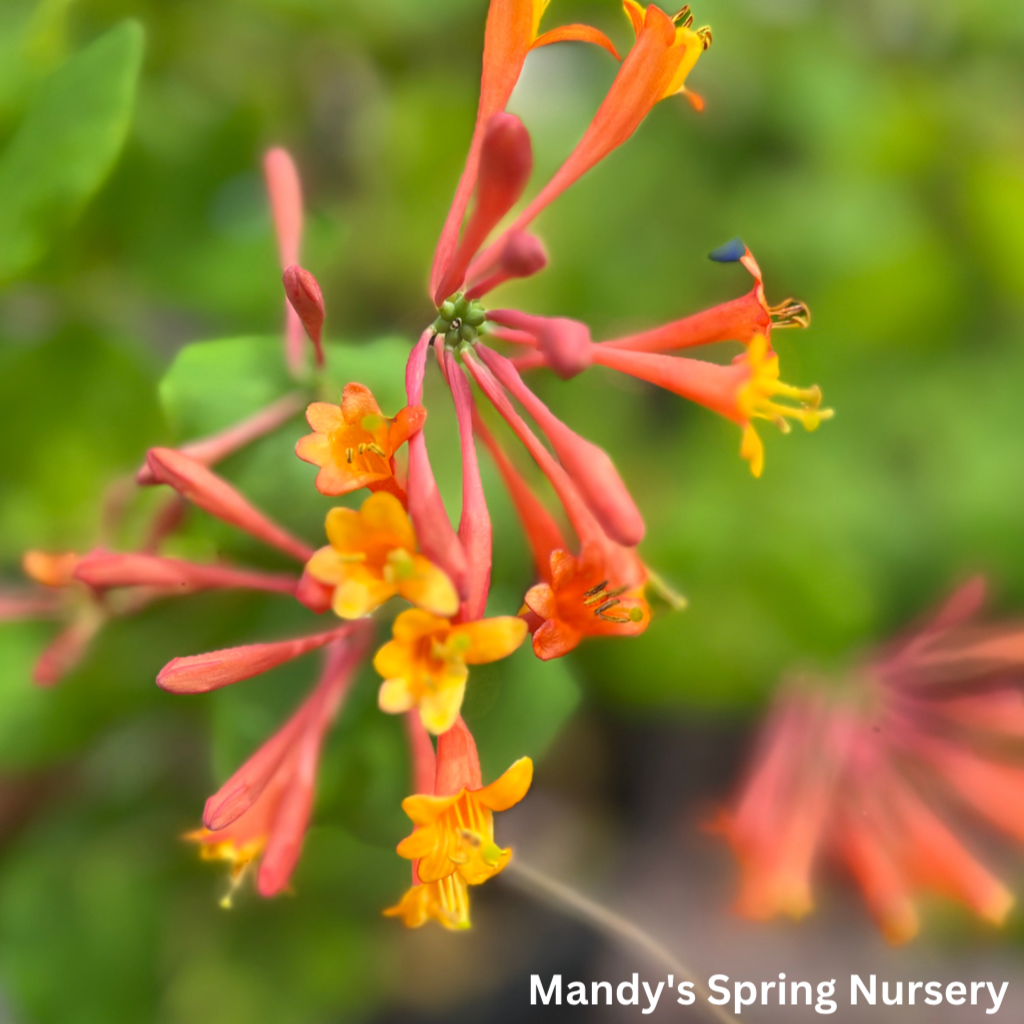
[2,0,1024,1021]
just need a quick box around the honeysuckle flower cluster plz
[714,578,1024,944]
[3,0,834,930]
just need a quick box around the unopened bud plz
[282,265,325,367]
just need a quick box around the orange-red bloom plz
[295,384,425,501]
[524,545,650,660]
[714,580,1024,944]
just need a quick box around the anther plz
[584,580,609,598]
[769,298,811,330]
[697,26,713,49]
[594,598,620,616]
[345,447,354,463]
[673,5,692,25]
[358,443,366,455]
[367,443,386,457]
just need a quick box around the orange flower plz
[373,609,527,734]
[304,492,459,620]
[396,756,532,885]
[523,545,650,660]
[295,383,425,499]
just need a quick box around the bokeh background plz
[2,0,1024,1020]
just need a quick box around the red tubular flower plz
[430,0,620,302]
[189,630,370,902]
[157,624,356,695]
[264,147,308,375]
[476,345,644,546]
[600,240,809,354]
[714,580,1024,944]
[443,350,493,622]
[282,265,325,368]
[472,2,709,276]
[404,331,470,598]
[146,448,314,562]
[73,550,298,596]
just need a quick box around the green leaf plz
[0,0,78,125]
[0,19,143,283]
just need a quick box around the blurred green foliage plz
[1,0,1024,1020]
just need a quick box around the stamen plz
[594,598,620,616]
[769,298,811,330]
[358,443,366,455]
[345,448,354,464]
[697,25,713,49]
[584,580,609,598]
[673,5,693,25]
[367,443,387,457]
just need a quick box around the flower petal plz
[378,677,416,714]
[399,556,460,617]
[305,403,344,434]
[420,680,467,735]
[532,617,583,660]
[477,757,533,812]
[455,616,528,665]
[340,383,383,425]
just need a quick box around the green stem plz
[502,858,743,1024]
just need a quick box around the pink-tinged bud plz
[434,114,534,304]
[404,333,469,597]
[487,310,592,380]
[264,148,307,377]
[145,448,314,563]
[136,394,305,485]
[466,231,548,299]
[435,717,482,796]
[294,567,334,613]
[73,550,298,596]
[157,624,354,694]
[282,265,325,368]
[477,347,645,547]
[406,712,437,795]
[33,613,104,688]
[444,351,492,622]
